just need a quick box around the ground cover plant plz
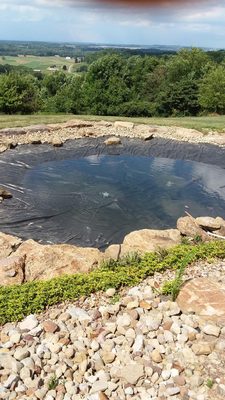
[0,240,225,325]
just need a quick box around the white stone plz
[120,364,144,384]
[86,375,97,384]
[65,381,76,395]
[145,311,162,331]
[91,340,100,352]
[133,335,144,353]
[162,370,171,381]
[21,357,34,369]
[127,286,143,298]
[105,288,116,297]
[125,387,134,395]
[35,388,48,399]
[116,313,131,327]
[15,384,26,393]
[202,324,221,337]
[170,368,179,377]
[127,300,139,309]
[19,315,38,331]
[14,348,30,362]
[87,395,99,400]
[171,322,181,335]
[67,307,91,321]
[164,330,174,343]
[4,374,19,389]
[0,354,22,373]
[90,380,108,393]
[166,386,180,396]
[20,366,31,381]
[9,332,21,344]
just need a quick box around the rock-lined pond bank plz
[0,215,225,286]
[0,119,225,154]
[1,121,225,400]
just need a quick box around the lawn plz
[0,55,86,73]
[0,114,225,132]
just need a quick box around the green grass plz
[0,55,86,73]
[0,114,225,132]
[0,240,225,325]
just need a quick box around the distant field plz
[0,55,86,73]
[0,114,225,132]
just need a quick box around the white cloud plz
[1,0,225,47]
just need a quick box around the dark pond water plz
[1,153,224,249]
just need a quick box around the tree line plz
[0,48,225,116]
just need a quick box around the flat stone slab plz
[177,278,225,324]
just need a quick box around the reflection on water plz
[1,154,225,248]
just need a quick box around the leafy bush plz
[0,241,225,325]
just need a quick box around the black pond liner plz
[0,136,225,249]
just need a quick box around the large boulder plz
[0,256,25,286]
[0,232,22,258]
[14,240,103,282]
[104,244,121,261]
[195,216,221,231]
[177,216,208,240]
[114,121,134,130]
[177,278,225,324]
[214,217,225,236]
[0,144,8,153]
[104,137,121,146]
[0,187,12,199]
[122,228,181,254]
[62,120,93,129]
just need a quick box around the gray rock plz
[4,374,19,389]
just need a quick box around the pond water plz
[1,152,225,249]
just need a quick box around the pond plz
[0,138,225,249]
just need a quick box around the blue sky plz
[0,0,224,48]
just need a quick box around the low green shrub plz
[48,375,59,390]
[0,241,225,325]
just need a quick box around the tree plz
[0,73,40,114]
[43,71,67,96]
[83,54,129,115]
[199,65,225,114]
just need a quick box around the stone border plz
[0,119,225,154]
[1,215,225,286]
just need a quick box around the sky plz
[0,0,224,48]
